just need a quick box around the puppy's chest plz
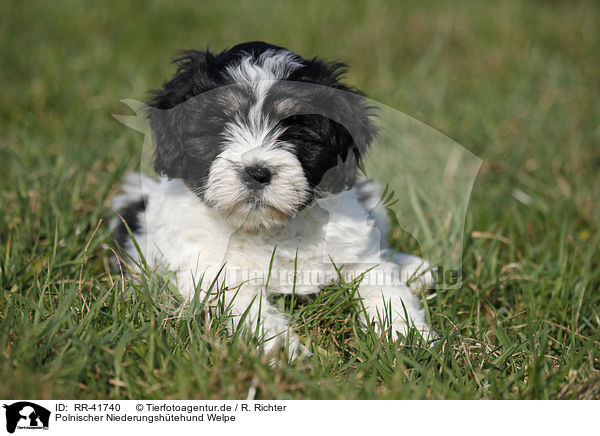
[224,209,331,272]
[223,202,380,273]
[147,181,378,274]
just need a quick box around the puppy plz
[111,42,433,356]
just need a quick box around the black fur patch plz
[114,198,146,248]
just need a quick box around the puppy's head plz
[148,41,376,230]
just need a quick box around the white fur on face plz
[204,50,310,231]
[204,122,309,231]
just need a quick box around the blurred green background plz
[1,0,598,228]
[0,0,598,399]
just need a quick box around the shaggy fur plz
[111,42,433,356]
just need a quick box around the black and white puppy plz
[112,41,433,356]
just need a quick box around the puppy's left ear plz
[291,59,377,193]
[317,93,377,194]
[335,90,377,186]
[146,104,188,178]
[147,50,217,178]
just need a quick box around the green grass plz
[1,0,599,399]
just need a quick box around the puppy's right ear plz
[147,50,216,178]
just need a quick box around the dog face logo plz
[2,402,50,434]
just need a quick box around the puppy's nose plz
[242,165,272,189]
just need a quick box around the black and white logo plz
[2,402,50,434]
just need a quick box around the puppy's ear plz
[330,91,376,193]
[290,59,378,193]
[147,50,216,178]
[147,104,187,178]
[316,116,371,194]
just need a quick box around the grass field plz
[1,0,599,399]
